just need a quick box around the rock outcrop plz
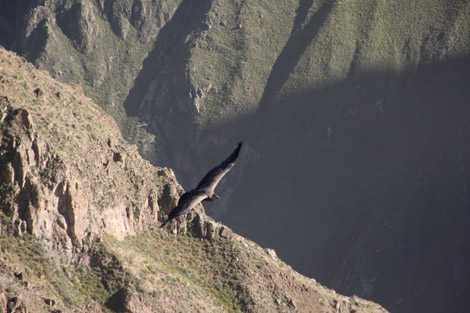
[0,46,215,253]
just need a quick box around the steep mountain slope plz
[225,3,470,313]
[0,47,388,313]
[0,0,303,167]
[0,0,180,121]
[2,1,470,313]
[229,55,470,313]
[225,2,470,313]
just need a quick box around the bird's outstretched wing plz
[160,190,207,227]
[196,142,242,192]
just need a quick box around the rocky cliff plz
[0,47,388,313]
[1,1,470,313]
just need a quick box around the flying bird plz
[160,142,243,228]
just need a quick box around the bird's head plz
[212,194,220,200]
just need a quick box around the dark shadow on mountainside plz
[213,55,470,313]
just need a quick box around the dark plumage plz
[160,142,243,228]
